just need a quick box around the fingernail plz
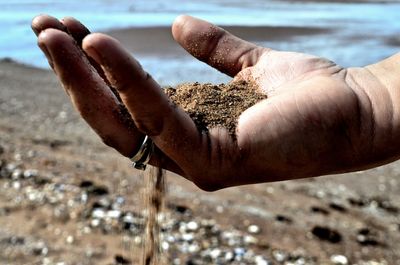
[85,45,103,65]
[38,42,54,69]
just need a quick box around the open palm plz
[32,15,400,190]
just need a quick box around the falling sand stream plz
[142,166,166,265]
[136,81,265,264]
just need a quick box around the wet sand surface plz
[1,30,400,264]
[107,25,332,57]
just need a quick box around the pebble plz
[255,255,270,265]
[187,221,199,231]
[115,254,131,265]
[0,156,365,265]
[275,215,293,224]
[11,168,23,179]
[107,210,122,219]
[311,226,342,243]
[247,224,261,234]
[23,169,38,178]
[66,235,74,244]
[356,228,380,246]
[330,254,348,265]
[272,249,287,262]
[32,241,48,256]
[3,236,25,245]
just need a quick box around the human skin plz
[31,14,400,191]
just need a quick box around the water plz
[1,0,399,84]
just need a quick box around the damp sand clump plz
[164,81,267,138]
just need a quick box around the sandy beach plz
[0,21,400,265]
[107,25,331,57]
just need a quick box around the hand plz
[32,15,400,190]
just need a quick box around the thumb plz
[172,15,267,77]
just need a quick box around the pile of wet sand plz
[164,81,267,138]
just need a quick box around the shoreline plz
[106,25,332,56]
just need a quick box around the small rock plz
[12,181,21,189]
[357,228,380,247]
[244,235,259,245]
[87,185,109,196]
[90,219,101,227]
[23,169,38,178]
[216,205,224,213]
[92,197,112,209]
[234,247,246,258]
[375,198,398,214]
[310,206,330,215]
[248,225,261,234]
[161,241,170,251]
[66,235,74,244]
[210,248,222,259]
[79,180,94,188]
[187,221,199,231]
[11,169,23,179]
[275,215,293,224]
[348,197,368,207]
[224,251,234,262]
[254,255,270,265]
[32,241,48,256]
[330,254,348,265]
[107,210,122,219]
[3,236,25,245]
[115,254,131,264]
[172,204,191,215]
[188,242,200,253]
[329,202,348,212]
[92,209,106,219]
[49,139,70,149]
[311,226,342,243]
[272,249,287,262]
[181,233,194,242]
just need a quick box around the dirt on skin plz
[164,81,267,138]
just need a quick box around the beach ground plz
[0,24,399,265]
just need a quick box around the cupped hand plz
[32,15,400,190]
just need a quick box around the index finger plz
[82,33,208,175]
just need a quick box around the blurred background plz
[1,0,399,84]
[0,1,400,265]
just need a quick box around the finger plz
[37,29,143,157]
[60,16,110,86]
[60,17,91,46]
[32,14,67,36]
[172,15,267,77]
[32,15,91,45]
[32,15,113,97]
[82,33,206,174]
